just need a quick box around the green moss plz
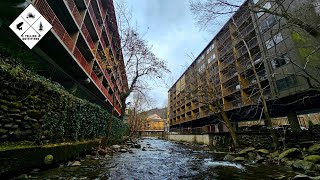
[0,56,128,142]
[0,141,37,152]
[292,32,306,43]
[44,154,53,165]
[291,31,320,66]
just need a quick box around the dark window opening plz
[276,75,297,91]
[271,54,290,69]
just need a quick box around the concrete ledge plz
[0,140,100,178]
[167,134,210,145]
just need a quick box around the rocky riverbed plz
[15,137,320,179]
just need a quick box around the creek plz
[29,137,297,179]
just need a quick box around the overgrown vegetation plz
[0,54,128,143]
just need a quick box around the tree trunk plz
[221,110,240,147]
[239,30,279,149]
[287,112,302,133]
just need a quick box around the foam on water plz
[204,159,245,170]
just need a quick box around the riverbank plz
[15,137,302,179]
[171,139,320,179]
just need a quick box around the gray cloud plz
[123,0,214,108]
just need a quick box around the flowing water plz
[30,137,298,180]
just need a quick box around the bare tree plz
[126,92,150,137]
[230,17,279,148]
[96,0,169,147]
[190,0,320,87]
[190,0,320,37]
[114,0,170,118]
[183,60,241,147]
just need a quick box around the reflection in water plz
[32,137,296,180]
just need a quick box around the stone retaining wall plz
[0,56,127,143]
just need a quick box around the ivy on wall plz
[0,54,128,143]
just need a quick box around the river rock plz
[97,148,108,155]
[0,128,8,134]
[247,152,257,161]
[69,161,81,166]
[292,174,320,180]
[223,154,236,161]
[16,174,28,179]
[284,160,295,167]
[279,148,301,159]
[308,144,320,155]
[44,154,53,165]
[271,175,287,180]
[270,150,280,159]
[256,149,270,155]
[233,157,246,162]
[255,155,265,163]
[142,147,146,151]
[120,149,127,153]
[112,145,121,149]
[292,160,315,171]
[134,144,141,149]
[304,155,320,164]
[0,105,8,111]
[238,147,255,155]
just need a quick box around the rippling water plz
[31,137,296,180]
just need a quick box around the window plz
[276,75,297,91]
[273,33,283,44]
[206,43,215,54]
[271,54,290,69]
[257,2,272,18]
[265,32,283,49]
[260,15,278,33]
[208,53,216,64]
[198,64,205,73]
[253,0,259,4]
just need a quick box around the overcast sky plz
[123,0,222,109]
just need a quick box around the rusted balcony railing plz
[34,0,121,115]
[88,3,102,36]
[34,0,74,51]
[65,0,82,26]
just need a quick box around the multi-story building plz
[3,0,128,117]
[168,0,320,130]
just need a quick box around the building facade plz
[143,114,168,132]
[168,0,320,129]
[28,0,128,117]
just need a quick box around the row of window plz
[208,53,216,64]
[265,32,283,49]
[206,43,215,55]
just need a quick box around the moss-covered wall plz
[0,55,128,143]
[0,140,100,178]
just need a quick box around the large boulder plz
[223,154,236,161]
[292,174,320,180]
[238,147,255,155]
[292,160,315,171]
[308,144,320,155]
[256,149,270,155]
[270,150,280,159]
[233,157,246,162]
[304,155,320,164]
[279,148,301,159]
